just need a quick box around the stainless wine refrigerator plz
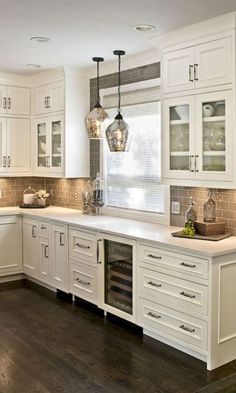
[97,233,137,323]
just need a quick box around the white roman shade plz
[101,83,168,217]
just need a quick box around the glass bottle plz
[184,196,197,223]
[93,172,104,215]
[204,191,216,222]
[82,181,95,215]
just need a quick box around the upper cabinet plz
[162,37,232,94]
[0,86,30,116]
[32,67,89,178]
[35,81,64,115]
[163,90,233,184]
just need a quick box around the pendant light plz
[86,57,108,139]
[105,50,129,152]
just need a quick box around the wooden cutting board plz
[171,230,231,241]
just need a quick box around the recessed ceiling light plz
[30,36,50,43]
[133,24,156,32]
[26,64,41,68]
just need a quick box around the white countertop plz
[1,206,236,258]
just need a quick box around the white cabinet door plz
[0,216,22,277]
[23,219,39,278]
[0,86,7,114]
[195,37,232,89]
[39,236,50,284]
[0,118,7,173]
[163,95,196,180]
[196,90,233,182]
[49,81,64,112]
[7,118,30,173]
[51,224,68,292]
[35,85,50,115]
[162,47,195,93]
[7,87,30,116]
[35,81,64,115]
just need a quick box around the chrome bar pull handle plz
[7,156,10,167]
[7,98,11,110]
[75,242,90,249]
[148,281,162,288]
[97,239,102,264]
[59,232,64,246]
[180,262,196,269]
[44,244,49,258]
[2,156,6,168]
[47,96,51,108]
[32,225,37,238]
[189,65,194,82]
[189,155,194,172]
[195,155,199,172]
[76,278,90,286]
[147,254,162,260]
[180,324,195,333]
[3,97,7,109]
[44,97,47,108]
[147,311,161,319]
[194,64,198,81]
[180,291,196,299]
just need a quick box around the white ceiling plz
[1,0,236,75]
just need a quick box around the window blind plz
[102,87,166,215]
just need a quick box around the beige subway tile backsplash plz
[0,177,88,210]
[170,186,236,235]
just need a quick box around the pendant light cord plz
[118,54,121,114]
[97,61,100,104]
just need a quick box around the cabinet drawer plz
[39,221,50,237]
[138,268,208,317]
[69,229,97,263]
[139,244,208,280]
[138,298,207,350]
[69,262,97,304]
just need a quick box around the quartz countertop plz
[0,206,236,258]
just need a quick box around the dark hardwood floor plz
[1,281,236,393]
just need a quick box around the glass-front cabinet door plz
[36,118,49,169]
[196,91,232,181]
[35,116,64,174]
[163,96,195,179]
[50,116,63,171]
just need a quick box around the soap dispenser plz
[185,196,197,223]
[204,191,216,222]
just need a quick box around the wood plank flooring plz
[1,280,236,393]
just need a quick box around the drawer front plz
[69,229,97,264]
[138,268,208,317]
[139,244,208,280]
[39,221,50,237]
[69,262,97,304]
[138,298,207,350]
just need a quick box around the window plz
[100,80,169,224]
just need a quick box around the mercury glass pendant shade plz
[86,57,108,139]
[106,112,129,152]
[105,50,129,152]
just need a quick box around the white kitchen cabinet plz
[0,118,30,175]
[23,218,39,278]
[162,36,232,94]
[0,86,30,116]
[39,236,50,284]
[163,90,233,184]
[0,216,22,277]
[51,223,68,292]
[35,81,64,115]
[34,115,64,175]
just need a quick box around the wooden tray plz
[171,230,231,241]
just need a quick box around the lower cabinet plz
[69,261,97,303]
[23,218,68,291]
[0,215,22,277]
